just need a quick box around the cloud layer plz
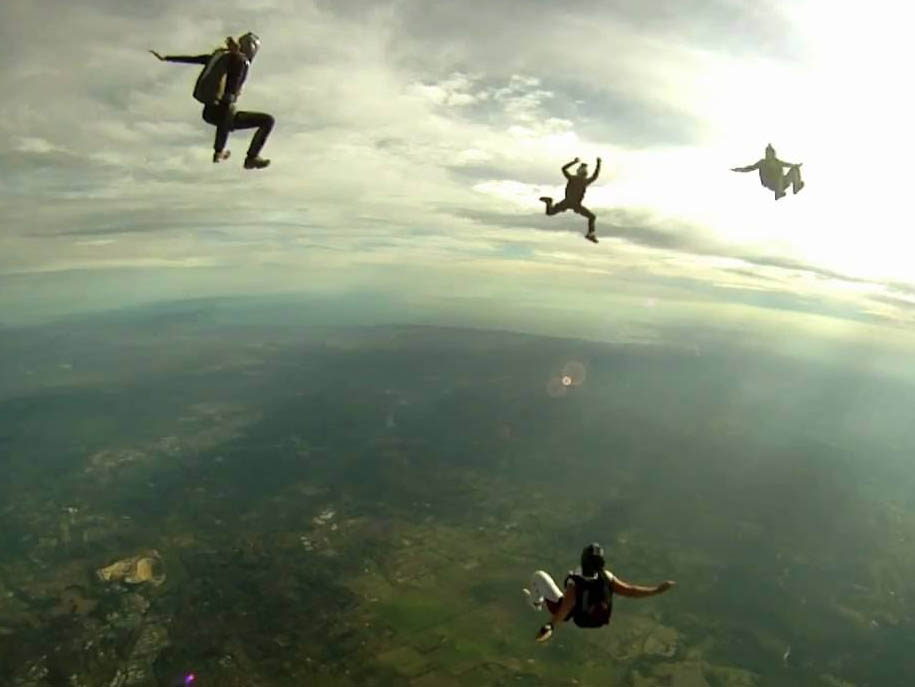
[2,0,914,337]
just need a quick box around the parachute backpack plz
[564,571,613,628]
[192,49,232,104]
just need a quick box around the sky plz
[2,0,915,357]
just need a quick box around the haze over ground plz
[2,0,914,353]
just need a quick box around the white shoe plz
[523,588,543,610]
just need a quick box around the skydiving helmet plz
[580,543,606,577]
[238,32,261,61]
[765,143,775,157]
[576,163,589,176]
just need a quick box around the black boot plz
[244,156,270,170]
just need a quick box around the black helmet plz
[580,543,605,577]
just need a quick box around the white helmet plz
[238,32,261,61]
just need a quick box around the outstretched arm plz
[588,157,602,184]
[151,51,210,64]
[731,161,761,173]
[612,577,675,599]
[561,157,579,180]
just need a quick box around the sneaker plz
[523,588,543,611]
[585,232,599,244]
[793,181,805,194]
[244,156,271,170]
[213,150,231,163]
[535,622,554,643]
[775,190,786,200]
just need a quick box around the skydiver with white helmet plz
[150,33,273,170]
[523,543,675,643]
[731,144,804,200]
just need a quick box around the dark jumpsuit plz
[544,161,600,233]
[164,52,274,159]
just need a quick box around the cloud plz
[1,0,914,345]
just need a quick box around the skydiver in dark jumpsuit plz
[731,144,804,200]
[150,33,273,169]
[540,157,602,243]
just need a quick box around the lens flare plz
[561,361,587,386]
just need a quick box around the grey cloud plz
[866,293,915,313]
[445,163,548,186]
[454,206,707,252]
[0,150,130,201]
[740,255,880,287]
[406,70,701,149]
[305,2,746,148]
[454,205,906,304]
[551,79,702,147]
[719,267,772,283]
[595,264,900,328]
[3,0,911,334]
[0,0,739,216]
[703,287,891,325]
[1,148,95,178]
[320,0,802,62]
[886,281,915,297]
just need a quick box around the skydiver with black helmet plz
[523,543,675,643]
[150,32,273,170]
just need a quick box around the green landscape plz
[2,300,913,686]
